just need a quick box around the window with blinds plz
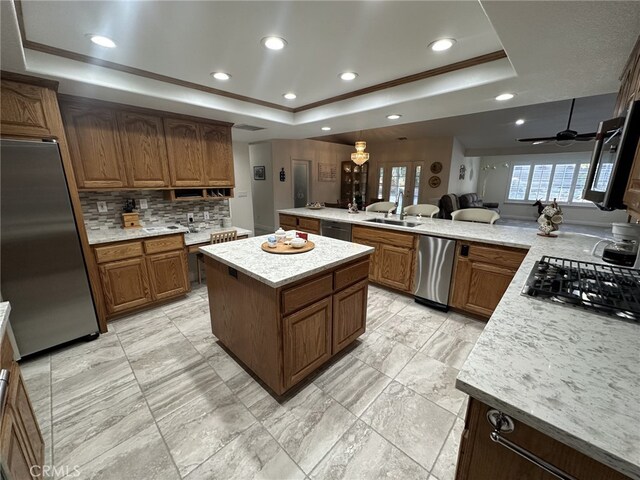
[506,160,605,205]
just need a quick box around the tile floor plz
[20,283,484,480]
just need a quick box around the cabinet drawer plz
[334,259,369,291]
[144,235,184,254]
[298,217,320,233]
[94,241,144,263]
[465,243,526,270]
[352,225,415,249]
[282,274,333,315]
[279,214,297,228]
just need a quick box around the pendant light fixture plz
[351,137,369,166]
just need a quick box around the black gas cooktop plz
[522,256,640,322]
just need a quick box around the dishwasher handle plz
[487,410,577,480]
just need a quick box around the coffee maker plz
[592,223,640,268]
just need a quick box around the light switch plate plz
[139,199,148,209]
[97,201,108,213]
[237,191,248,198]
[203,212,210,220]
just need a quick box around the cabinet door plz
[146,250,189,301]
[624,141,640,218]
[333,279,368,354]
[377,243,414,292]
[164,118,205,186]
[352,238,379,281]
[283,297,332,389]
[0,406,37,479]
[279,214,297,231]
[201,124,234,186]
[99,257,152,314]
[61,104,127,188]
[456,398,631,480]
[0,80,55,138]
[298,217,321,234]
[117,111,170,187]
[451,258,515,318]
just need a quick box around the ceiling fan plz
[517,98,597,146]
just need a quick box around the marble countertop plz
[86,225,252,246]
[279,207,640,478]
[0,302,10,340]
[199,232,374,288]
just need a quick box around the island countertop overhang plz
[199,232,374,288]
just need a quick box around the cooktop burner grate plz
[522,256,640,321]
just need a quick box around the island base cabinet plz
[332,279,367,354]
[205,255,370,395]
[456,398,632,480]
[99,258,153,315]
[283,297,332,389]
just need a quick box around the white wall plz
[249,142,274,235]
[228,142,254,233]
[447,138,480,195]
[479,152,629,226]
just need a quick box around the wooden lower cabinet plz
[146,251,189,300]
[456,398,631,480]
[277,214,320,234]
[450,241,527,318]
[377,243,414,291]
[283,297,332,389]
[206,255,371,395]
[1,331,44,480]
[94,234,189,319]
[332,280,368,354]
[99,257,153,315]
[352,225,417,293]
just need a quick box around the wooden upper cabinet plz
[0,79,56,138]
[61,103,127,188]
[117,111,170,187]
[201,124,234,186]
[164,118,205,186]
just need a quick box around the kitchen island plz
[199,233,374,395]
[279,207,640,479]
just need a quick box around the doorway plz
[377,161,424,211]
[292,160,310,208]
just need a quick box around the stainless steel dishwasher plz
[414,235,457,311]
[321,220,352,241]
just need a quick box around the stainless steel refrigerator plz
[1,139,99,357]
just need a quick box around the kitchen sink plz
[364,218,421,228]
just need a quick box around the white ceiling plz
[2,1,639,144]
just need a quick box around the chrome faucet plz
[399,210,406,220]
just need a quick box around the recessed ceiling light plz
[429,38,456,52]
[87,34,116,48]
[339,72,358,81]
[515,119,525,125]
[496,93,515,101]
[386,114,402,120]
[321,127,331,131]
[211,72,231,80]
[533,140,546,145]
[283,92,297,100]
[262,36,287,50]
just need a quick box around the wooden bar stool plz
[197,230,238,283]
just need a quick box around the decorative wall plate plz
[430,162,443,174]
[428,176,441,188]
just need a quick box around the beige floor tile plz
[351,331,416,378]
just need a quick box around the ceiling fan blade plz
[517,136,556,143]
[574,132,597,140]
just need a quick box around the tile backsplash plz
[79,191,230,230]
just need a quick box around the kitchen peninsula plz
[199,234,374,395]
[279,207,640,479]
